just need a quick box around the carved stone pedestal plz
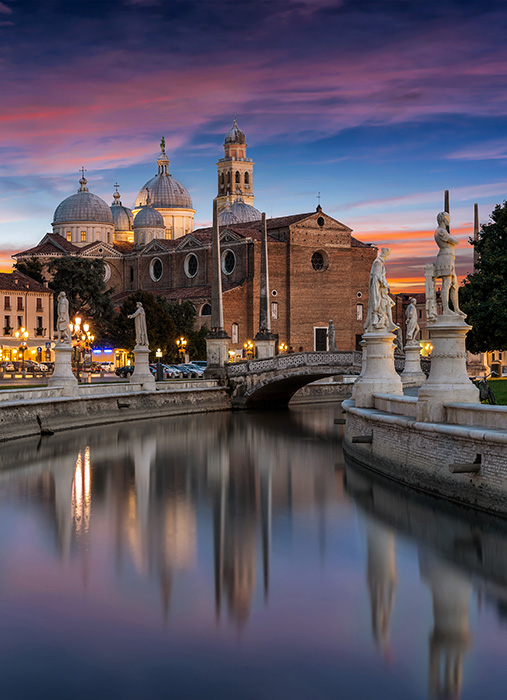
[130,346,155,390]
[417,315,479,422]
[352,331,403,408]
[401,343,426,386]
[254,331,277,359]
[48,344,78,396]
[204,334,230,381]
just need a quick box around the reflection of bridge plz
[226,351,361,409]
[226,352,361,408]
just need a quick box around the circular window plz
[98,247,104,254]
[271,290,278,297]
[201,303,211,316]
[184,253,198,278]
[311,250,329,272]
[150,257,163,282]
[222,249,236,275]
[357,291,363,299]
[103,262,111,283]
[317,216,325,227]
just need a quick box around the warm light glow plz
[74,317,81,327]
[83,323,89,332]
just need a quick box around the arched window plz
[356,303,363,321]
[271,301,278,320]
[201,303,211,316]
[244,172,250,187]
[235,171,240,184]
[231,323,239,344]
[227,172,231,185]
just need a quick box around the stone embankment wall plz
[343,396,507,516]
[0,383,231,442]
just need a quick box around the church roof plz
[53,175,113,225]
[13,233,80,258]
[0,271,51,293]
[224,118,246,145]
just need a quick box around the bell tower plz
[217,117,254,211]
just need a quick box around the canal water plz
[1,404,507,699]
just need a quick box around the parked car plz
[191,361,207,369]
[98,361,115,373]
[180,363,203,378]
[162,364,182,379]
[116,365,135,378]
[0,361,15,372]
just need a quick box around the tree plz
[460,201,507,353]
[112,291,176,359]
[47,257,114,340]
[14,256,45,284]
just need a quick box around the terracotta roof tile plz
[0,271,52,293]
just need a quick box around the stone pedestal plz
[352,331,403,408]
[417,315,479,423]
[204,335,230,381]
[130,346,155,390]
[401,343,426,386]
[48,343,78,396]
[254,331,277,359]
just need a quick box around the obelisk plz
[205,198,230,378]
[254,213,277,358]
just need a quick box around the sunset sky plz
[1,0,507,290]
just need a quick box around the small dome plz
[225,117,246,145]
[230,197,261,223]
[219,206,240,226]
[134,205,165,229]
[111,186,133,231]
[53,176,113,225]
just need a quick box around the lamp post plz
[278,342,288,355]
[69,317,93,382]
[156,347,163,381]
[14,327,29,371]
[176,336,187,363]
[243,339,254,359]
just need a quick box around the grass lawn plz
[489,378,507,405]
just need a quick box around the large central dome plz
[135,145,193,209]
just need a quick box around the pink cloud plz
[0,2,12,14]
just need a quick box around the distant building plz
[0,271,54,363]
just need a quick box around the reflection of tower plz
[420,552,472,700]
[366,519,397,656]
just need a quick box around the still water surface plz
[1,404,507,699]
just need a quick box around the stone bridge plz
[226,351,361,409]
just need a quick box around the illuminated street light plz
[175,336,187,363]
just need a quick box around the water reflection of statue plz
[405,298,420,345]
[128,302,149,347]
[365,248,398,333]
[434,212,465,317]
[328,319,337,351]
[56,291,71,344]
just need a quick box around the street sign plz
[37,347,42,353]
[45,342,51,349]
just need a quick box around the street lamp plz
[14,327,29,371]
[243,339,254,358]
[175,336,187,363]
[278,342,288,355]
[69,316,93,381]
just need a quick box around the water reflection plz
[0,407,507,698]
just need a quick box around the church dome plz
[224,117,246,145]
[219,207,240,226]
[230,197,261,223]
[134,203,165,229]
[53,175,113,225]
[110,186,133,231]
[135,140,193,210]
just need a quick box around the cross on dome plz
[78,166,88,192]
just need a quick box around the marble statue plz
[434,212,465,316]
[365,248,398,333]
[56,291,71,344]
[424,264,438,323]
[128,302,149,347]
[394,326,403,353]
[328,319,337,351]
[405,298,420,344]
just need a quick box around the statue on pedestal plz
[433,212,465,317]
[364,248,398,334]
[56,292,71,344]
[328,319,337,351]
[405,298,420,344]
[128,302,149,347]
[424,264,438,323]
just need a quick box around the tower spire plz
[78,167,88,192]
[112,182,121,205]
